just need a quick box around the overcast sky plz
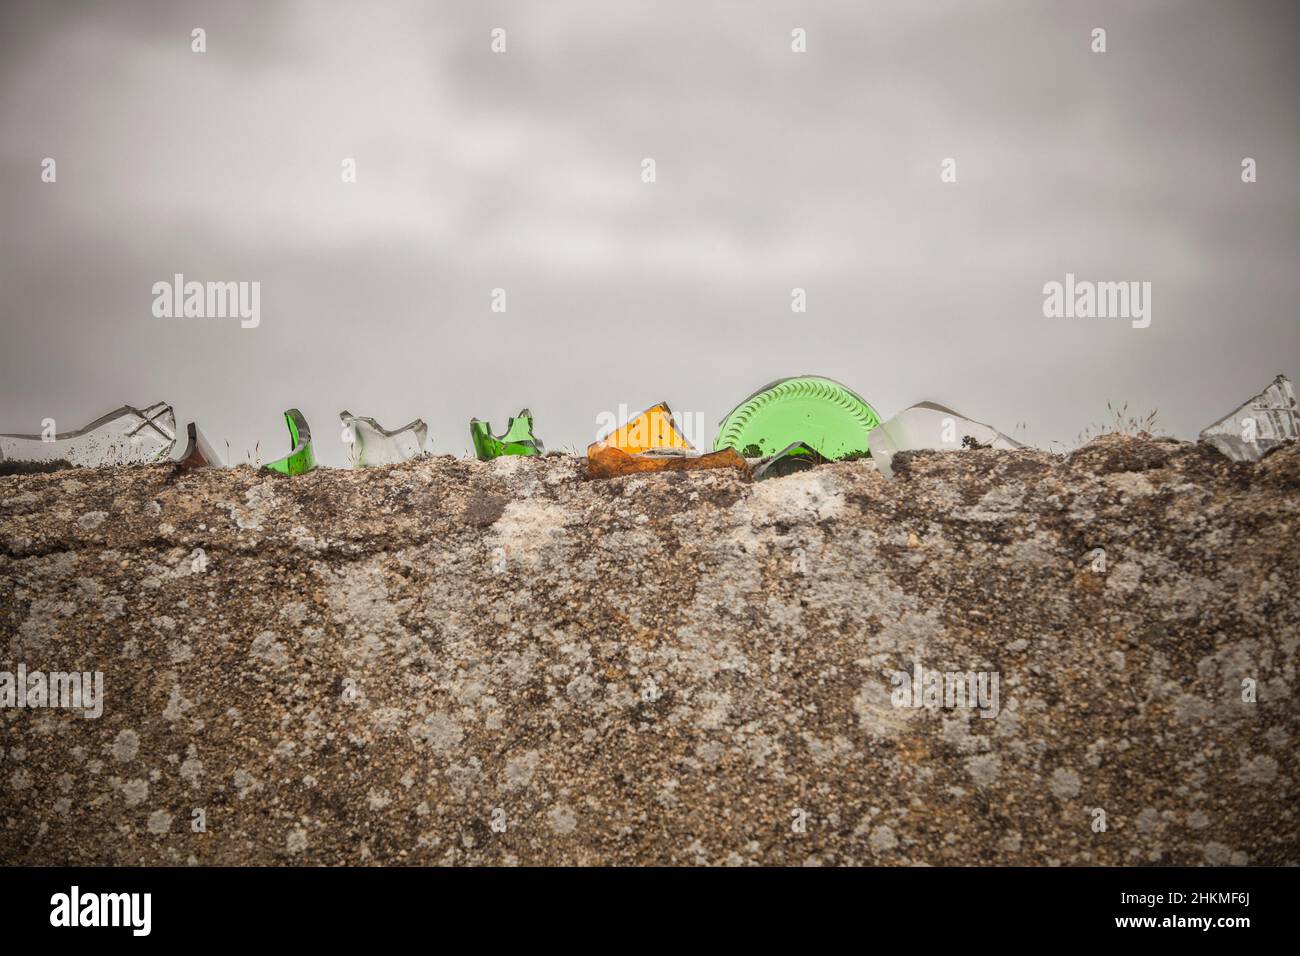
[2,0,1297,465]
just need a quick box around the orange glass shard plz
[588,402,695,456]
[586,445,748,480]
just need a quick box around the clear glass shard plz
[586,444,748,480]
[588,402,695,456]
[751,441,828,481]
[1198,374,1298,462]
[262,409,316,475]
[867,401,1024,479]
[176,422,226,471]
[340,410,429,468]
[714,376,881,460]
[471,409,544,460]
[0,402,176,468]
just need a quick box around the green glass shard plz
[751,441,828,480]
[262,409,316,475]
[470,409,544,460]
[715,376,881,461]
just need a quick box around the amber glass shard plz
[262,409,316,475]
[751,441,828,480]
[588,402,695,456]
[176,422,225,471]
[471,409,544,460]
[586,445,748,480]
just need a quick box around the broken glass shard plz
[262,409,316,475]
[471,409,544,460]
[587,445,748,480]
[175,422,225,471]
[0,402,176,468]
[340,410,429,467]
[1198,374,1298,462]
[867,401,1024,479]
[751,441,828,481]
[714,376,881,461]
[588,402,695,455]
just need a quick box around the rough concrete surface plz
[1,435,1297,866]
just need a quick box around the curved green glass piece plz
[470,408,544,460]
[714,376,881,461]
[263,409,316,475]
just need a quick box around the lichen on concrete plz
[0,435,1297,865]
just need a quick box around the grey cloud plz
[1,0,1297,465]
